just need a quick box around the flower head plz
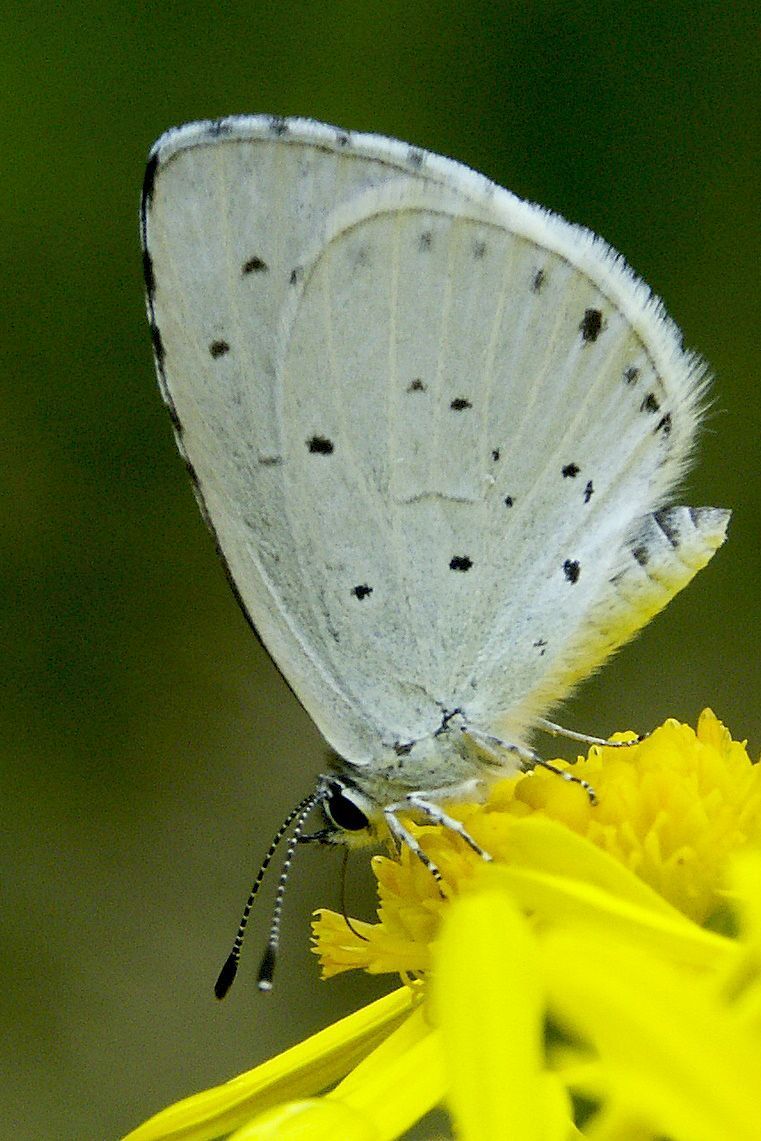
[314,710,761,980]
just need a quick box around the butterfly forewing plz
[143,117,715,762]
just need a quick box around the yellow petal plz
[121,988,414,1141]
[718,849,761,1031]
[542,931,761,1141]
[539,1074,584,1139]
[433,887,570,1141]
[485,818,730,969]
[228,1098,375,1140]
[327,1006,444,1139]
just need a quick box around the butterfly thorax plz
[325,709,521,829]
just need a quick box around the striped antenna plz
[256,793,320,992]
[215,791,319,999]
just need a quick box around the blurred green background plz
[4,3,758,1138]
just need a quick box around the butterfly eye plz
[324,783,370,833]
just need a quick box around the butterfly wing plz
[142,116,726,763]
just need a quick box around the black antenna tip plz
[214,952,239,1000]
[257,944,276,992]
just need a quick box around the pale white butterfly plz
[141,116,729,991]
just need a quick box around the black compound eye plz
[325,784,370,832]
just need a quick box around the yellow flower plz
[314,710,761,979]
[123,712,761,1141]
[506,709,761,923]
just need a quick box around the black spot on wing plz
[407,148,424,169]
[289,266,304,285]
[631,546,649,566]
[533,638,547,656]
[656,413,672,435]
[141,151,159,211]
[640,392,660,414]
[308,436,334,455]
[563,559,581,584]
[150,323,165,367]
[531,268,546,293]
[491,448,501,462]
[449,555,473,572]
[166,399,183,437]
[450,397,472,411]
[185,457,200,487]
[208,119,233,137]
[653,509,679,547]
[562,463,580,478]
[335,130,351,147]
[473,240,487,259]
[504,495,514,507]
[624,366,640,385]
[209,339,230,358]
[351,584,373,600]
[584,480,594,504]
[142,249,155,298]
[269,116,289,136]
[407,378,426,393]
[580,308,603,343]
[419,231,432,251]
[242,256,269,275]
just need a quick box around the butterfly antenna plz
[214,791,318,1000]
[257,793,320,992]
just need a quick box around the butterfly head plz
[313,774,381,847]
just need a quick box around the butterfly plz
[141,116,729,990]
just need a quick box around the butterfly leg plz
[462,726,597,804]
[404,793,492,862]
[383,807,445,887]
[535,717,642,748]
